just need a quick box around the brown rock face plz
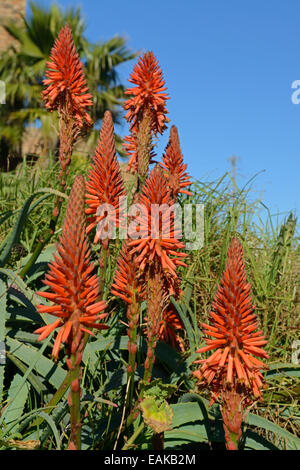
[0,0,26,52]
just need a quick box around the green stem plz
[34,333,91,430]
[227,430,239,450]
[69,354,81,450]
[98,242,109,297]
[122,422,144,450]
[126,298,140,414]
[124,402,140,429]
[127,337,137,410]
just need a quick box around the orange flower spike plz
[85,110,126,243]
[42,24,92,128]
[161,125,192,199]
[123,52,169,176]
[35,175,108,360]
[124,51,169,135]
[128,165,188,277]
[193,237,269,401]
[111,241,142,305]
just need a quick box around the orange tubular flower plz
[111,241,142,305]
[123,51,169,174]
[193,237,269,402]
[161,125,192,198]
[159,305,185,351]
[42,24,92,128]
[124,51,169,135]
[128,165,188,279]
[35,175,108,360]
[85,110,126,243]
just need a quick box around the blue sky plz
[35,0,300,222]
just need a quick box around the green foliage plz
[245,412,300,450]
[0,188,65,267]
[0,279,7,402]
[139,379,177,401]
[0,158,298,449]
[2,372,30,431]
[140,396,173,433]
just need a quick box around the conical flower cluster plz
[85,110,126,243]
[111,241,142,305]
[35,175,108,359]
[128,165,188,278]
[124,51,169,135]
[42,24,92,128]
[193,238,268,401]
[161,126,192,198]
[123,52,169,174]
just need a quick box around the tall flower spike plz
[42,24,93,128]
[124,51,169,135]
[161,125,192,199]
[123,51,169,175]
[193,237,269,402]
[111,241,143,305]
[128,165,188,280]
[85,110,126,243]
[35,175,108,360]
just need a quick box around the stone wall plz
[0,0,26,51]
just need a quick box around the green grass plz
[0,156,299,449]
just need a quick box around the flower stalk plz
[193,237,269,449]
[86,110,125,295]
[220,387,245,450]
[68,353,82,450]
[111,242,141,411]
[35,175,108,449]
[143,269,167,383]
[126,165,188,384]
[20,24,92,279]
[123,51,169,194]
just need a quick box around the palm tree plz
[0,1,137,169]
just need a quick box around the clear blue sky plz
[35,0,300,222]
